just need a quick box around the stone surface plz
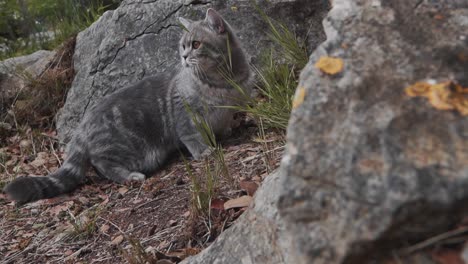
[184,0,468,263]
[56,0,328,142]
[0,50,56,113]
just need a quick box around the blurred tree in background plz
[0,0,121,59]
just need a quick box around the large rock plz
[0,50,56,114]
[184,0,468,263]
[56,0,328,142]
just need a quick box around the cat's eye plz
[182,44,186,49]
[192,41,201,49]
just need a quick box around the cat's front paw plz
[128,172,146,181]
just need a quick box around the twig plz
[241,145,285,164]
[29,133,36,156]
[392,250,403,264]
[401,226,468,254]
[134,196,165,210]
[98,217,125,234]
[40,132,60,141]
[134,182,144,200]
[48,138,62,166]
[63,244,91,261]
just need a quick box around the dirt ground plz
[0,118,284,263]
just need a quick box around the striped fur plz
[4,9,252,205]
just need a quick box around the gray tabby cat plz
[4,8,252,205]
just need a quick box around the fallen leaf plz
[184,247,202,256]
[100,224,110,233]
[155,260,174,264]
[431,249,464,264]
[132,198,143,204]
[292,86,306,109]
[405,82,432,97]
[47,201,74,217]
[30,152,48,168]
[253,176,262,183]
[32,223,45,229]
[240,181,258,196]
[157,240,170,249]
[210,198,225,210]
[224,195,253,210]
[454,94,468,116]
[427,82,455,110]
[405,81,468,115]
[99,195,109,205]
[77,196,89,204]
[19,140,32,150]
[111,235,124,245]
[148,225,157,236]
[118,186,129,195]
[18,237,31,250]
[182,211,191,218]
[315,56,344,75]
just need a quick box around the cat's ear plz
[179,17,193,31]
[205,8,225,34]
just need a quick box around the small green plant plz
[182,103,233,216]
[67,206,101,241]
[120,236,157,264]
[184,159,217,217]
[224,5,308,130]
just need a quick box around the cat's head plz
[178,9,248,84]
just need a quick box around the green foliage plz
[67,205,101,241]
[183,104,232,217]
[0,0,118,60]
[120,236,158,264]
[226,13,308,130]
[255,5,308,69]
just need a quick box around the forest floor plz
[0,116,285,263]
[0,37,286,263]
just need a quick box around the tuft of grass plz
[120,236,157,264]
[5,36,76,130]
[224,5,308,130]
[184,159,217,217]
[67,206,101,241]
[183,103,232,217]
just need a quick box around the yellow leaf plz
[405,80,468,115]
[224,195,252,210]
[454,94,468,116]
[315,56,344,75]
[427,82,455,110]
[292,86,306,109]
[405,82,431,97]
[110,235,124,245]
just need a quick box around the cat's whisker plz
[199,65,208,80]
[196,64,208,81]
[194,65,202,81]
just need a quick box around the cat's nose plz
[183,55,188,60]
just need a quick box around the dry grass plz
[11,36,76,129]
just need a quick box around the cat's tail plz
[3,146,88,205]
